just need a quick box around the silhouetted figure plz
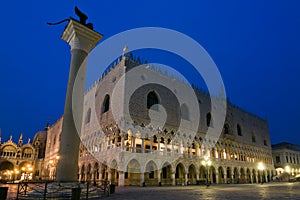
[47,6,94,30]
[75,6,88,25]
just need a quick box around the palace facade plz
[43,53,275,186]
[0,54,276,185]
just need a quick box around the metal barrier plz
[16,180,111,199]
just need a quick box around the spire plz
[0,128,2,144]
[122,45,129,57]
[45,119,50,131]
[27,138,31,144]
[18,133,23,146]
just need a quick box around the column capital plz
[62,19,103,53]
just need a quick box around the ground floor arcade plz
[78,157,274,186]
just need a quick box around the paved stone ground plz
[109,182,300,200]
[2,182,300,199]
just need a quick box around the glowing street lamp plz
[285,166,291,174]
[258,162,265,184]
[21,164,34,181]
[202,156,212,187]
[12,169,19,182]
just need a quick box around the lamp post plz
[258,162,265,184]
[202,156,212,187]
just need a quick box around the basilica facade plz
[0,128,47,181]
[44,53,275,186]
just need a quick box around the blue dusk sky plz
[0,1,299,145]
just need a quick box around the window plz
[276,156,280,163]
[102,95,110,113]
[147,91,159,109]
[286,156,289,163]
[264,140,267,146]
[237,124,242,136]
[181,104,189,120]
[85,108,91,124]
[252,134,256,143]
[224,124,231,135]
[53,135,56,145]
[206,113,212,127]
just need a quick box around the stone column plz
[78,173,82,181]
[121,134,124,151]
[158,139,161,154]
[164,141,168,155]
[118,171,125,186]
[171,172,176,186]
[196,144,200,157]
[142,138,145,153]
[189,146,193,158]
[84,171,88,182]
[171,141,174,156]
[107,168,112,183]
[132,137,135,153]
[98,167,103,182]
[91,170,95,182]
[184,173,188,185]
[150,138,153,153]
[157,169,162,185]
[196,171,199,181]
[56,19,102,182]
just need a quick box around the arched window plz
[102,95,110,113]
[85,108,91,124]
[206,113,212,127]
[224,124,231,135]
[147,91,159,109]
[53,135,56,145]
[237,124,242,136]
[181,104,190,120]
